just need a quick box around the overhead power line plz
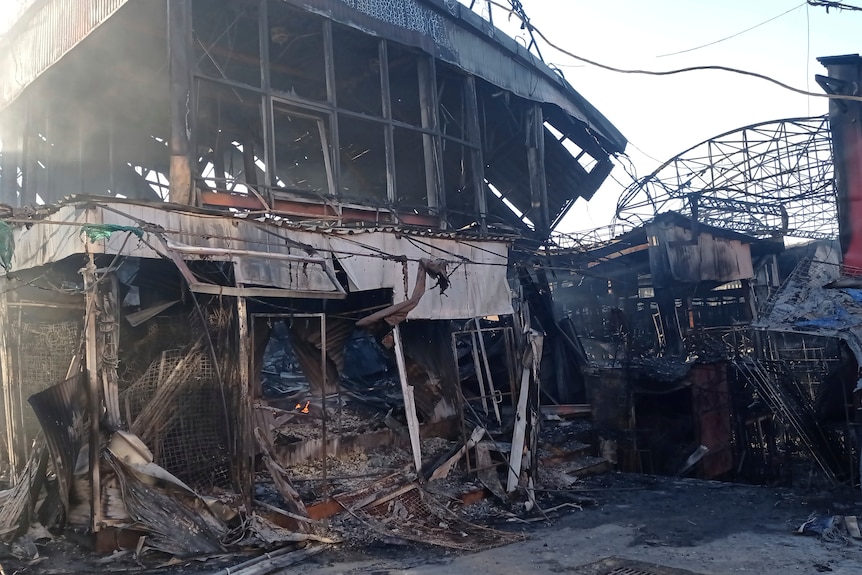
[486,0,862,104]
[656,3,807,58]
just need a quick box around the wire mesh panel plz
[122,346,232,490]
[15,321,82,449]
[118,316,198,389]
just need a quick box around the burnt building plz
[545,213,790,480]
[0,0,624,552]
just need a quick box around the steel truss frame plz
[615,116,837,240]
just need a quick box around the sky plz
[478,0,862,233]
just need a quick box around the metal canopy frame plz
[615,116,837,241]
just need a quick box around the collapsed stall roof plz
[550,212,782,278]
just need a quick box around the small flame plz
[301,401,310,414]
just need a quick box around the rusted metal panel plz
[690,364,734,479]
[0,0,131,110]
[818,55,862,269]
[648,222,754,286]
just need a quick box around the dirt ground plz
[3,472,862,574]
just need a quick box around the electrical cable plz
[656,3,807,58]
[486,0,862,104]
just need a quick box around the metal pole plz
[393,325,422,473]
[320,314,328,497]
[83,256,102,532]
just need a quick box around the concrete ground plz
[293,474,862,575]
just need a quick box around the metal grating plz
[574,558,705,575]
[16,321,82,448]
[353,482,524,552]
[607,568,658,575]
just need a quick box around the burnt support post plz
[527,103,550,236]
[237,296,253,507]
[0,281,20,476]
[393,325,423,473]
[465,76,487,234]
[98,273,121,428]
[168,0,194,205]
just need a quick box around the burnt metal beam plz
[527,103,549,236]
[616,116,836,241]
[168,0,194,205]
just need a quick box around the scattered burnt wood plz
[252,427,310,528]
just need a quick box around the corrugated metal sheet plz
[0,0,130,110]
[647,221,754,286]
[329,233,513,319]
[28,375,87,516]
[288,316,354,393]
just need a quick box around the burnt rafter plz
[617,116,837,240]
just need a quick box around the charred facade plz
[0,0,625,557]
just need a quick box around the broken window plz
[193,0,262,88]
[437,64,467,142]
[394,127,427,206]
[267,1,327,102]
[272,104,333,196]
[442,140,477,225]
[195,80,265,194]
[437,64,480,225]
[333,25,382,116]
[387,42,422,127]
[338,115,387,201]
